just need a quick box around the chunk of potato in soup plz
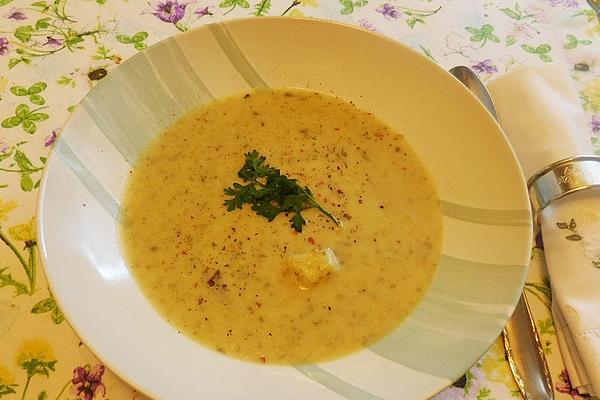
[119,88,443,365]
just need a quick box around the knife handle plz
[503,293,554,400]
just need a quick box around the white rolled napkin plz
[488,63,600,396]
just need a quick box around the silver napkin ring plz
[528,155,600,224]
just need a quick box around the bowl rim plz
[37,16,532,400]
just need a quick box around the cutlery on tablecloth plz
[449,65,554,400]
[488,63,600,398]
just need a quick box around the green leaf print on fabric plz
[564,34,592,49]
[253,0,271,15]
[0,147,46,192]
[476,387,494,400]
[405,6,441,28]
[521,43,553,62]
[500,4,536,20]
[538,318,555,354]
[339,0,368,15]
[220,0,250,15]
[31,297,56,313]
[31,297,65,324]
[116,32,149,50]
[1,104,49,134]
[505,35,517,46]
[465,24,500,46]
[525,277,552,310]
[0,267,29,295]
[56,76,75,87]
[373,3,441,28]
[10,82,47,105]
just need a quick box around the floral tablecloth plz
[0,0,599,399]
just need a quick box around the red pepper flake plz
[308,237,316,245]
[255,302,262,308]
[334,127,340,131]
[259,356,267,363]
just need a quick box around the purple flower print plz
[358,18,377,32]
[376,3,401,19]
[550,0,579,8]
[6,9,27,20]
[0,141,9,154]
[194,6,212,16]
[555,369,591,399]
[591,115,600,135]
[44,130,59,147]
[44,37,64,47]
[72,364,106,400]
[472,59,498,74]
[0,37,9,56]
[152,0,188,23]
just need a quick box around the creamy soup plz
[119,88,442,365]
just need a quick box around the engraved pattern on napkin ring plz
[528,155,600,224]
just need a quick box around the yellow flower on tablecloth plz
[589,25,600,37]
[0,364,15,386]
[15,338,55,366]
[0,199,17,222]
[583,10,600,39]
[581,77,600,112]
[0,76,7,92]
[289,8,305,17]
[480,340,516,389]
[9,218,36,242]
[301,0,319,7]
[0,364,17,397]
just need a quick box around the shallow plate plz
[38,17,532,399]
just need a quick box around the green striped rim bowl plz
[38,17,532,400]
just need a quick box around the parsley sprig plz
[224,150,340,232]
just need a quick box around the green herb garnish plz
[224,150,340,232]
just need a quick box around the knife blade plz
[449,65,555,400]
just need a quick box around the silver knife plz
[449,65,555,400]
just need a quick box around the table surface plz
[1,1,599,399]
